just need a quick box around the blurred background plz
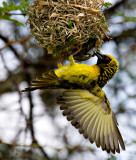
[0,0,136,159]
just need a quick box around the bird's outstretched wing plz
[57,89,125,154]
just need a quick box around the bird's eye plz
[105,57,109,60]
[97,55,111,65]
[103,56,111,63]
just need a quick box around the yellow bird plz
[22,51,125,154]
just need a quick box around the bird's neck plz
[98,66,117,88]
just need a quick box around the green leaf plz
[106,154,117,160]
[2,1,22,12]
[99,22,108,29]
[132,140,136,144]
[54,27,59,31]
[104,2,112,8]
[0,15,24,26]
[116,11,136,22]
[0,7,4,15]
[1,0,30,14]
[68,20,73,29]
[20,0,30,15]
[9,18,24,26]
[0,0,30,26]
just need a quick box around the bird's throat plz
[98,66,117,88]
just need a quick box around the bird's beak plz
[94,51,104,60]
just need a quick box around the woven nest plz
[28,0,108,60]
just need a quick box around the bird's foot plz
[57,61,63,68]
[68,55,76,66]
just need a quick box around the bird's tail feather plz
[21,70,60,92]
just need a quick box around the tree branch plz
[0,35,33,51]
[25,72,51,160]
[4,12,26,16]
[0,34,20,60]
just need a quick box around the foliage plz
[106,154,117,160]
[0,0,30,26]
[103,2,112,8]
[116,11,136,22]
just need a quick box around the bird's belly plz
[55,64,100,88]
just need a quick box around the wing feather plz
[79,108,94,126]
[66,99,88,105]
[70,102,90,114]
[100,116,105,150]
[91,109,102,141]
[72,105,92,121]
[95,111,103,147]
[87,109,100,137]
[58,89,125,154]
[114,123,125,151]
[108,115,114,150]
[67,114,74,121]
[105,115,110,150]
[82,106,97,130]
[69,101,90,112]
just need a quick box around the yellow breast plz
[55,63,100,87]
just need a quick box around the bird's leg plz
[68,44,82,65]
[68,55,76,66]
[57,52,68,68]
[57,62,63,68]
[73,44,82,56]
[57,54,67,68]
[57,53,76,68]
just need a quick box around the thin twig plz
[0,35,33,51]
[0,140,95,153]
[25,72,51,159]
[98,24,112,41]
[4,12,26,16]
[0,34,20,60]
[0,50,29,156]
[28,91,51,159]
[0,51,27,120]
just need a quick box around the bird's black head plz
[94,51,112,65]
[94,51,118,88]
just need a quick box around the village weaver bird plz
[22,51,125,154]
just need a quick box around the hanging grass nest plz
[28,0,109,60]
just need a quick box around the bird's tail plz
[21,70,60,92]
